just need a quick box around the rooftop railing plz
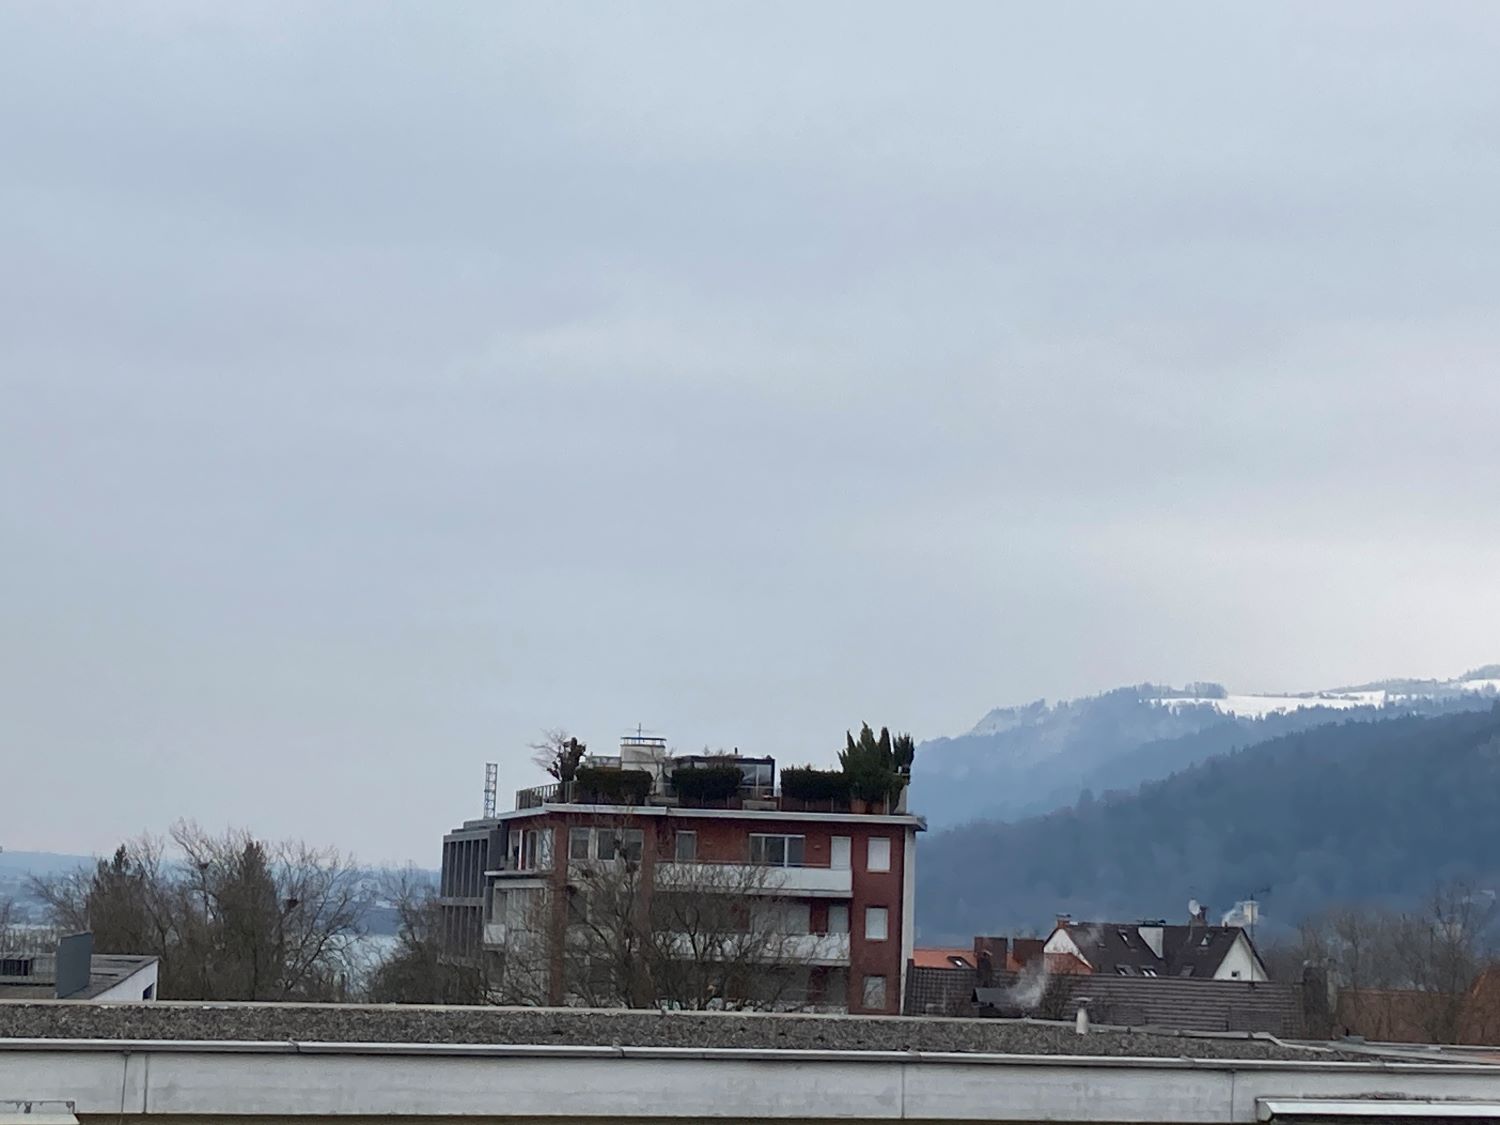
[512,782,905,816]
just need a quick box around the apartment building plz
[440,735,923,1014]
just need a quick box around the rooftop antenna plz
[483,762,498,819]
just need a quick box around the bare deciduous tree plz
[30,823,370,1001]
[1294,882,1500,1043]
[493,827,824,1010]
[364,867,489,1005]
[530,730,587,786]
[0,896,53,953]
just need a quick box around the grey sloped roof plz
[972,973,1304,1037]
[72,955,157,999]
[1068,924,1254,978]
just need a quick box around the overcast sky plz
[3,3,1498,864]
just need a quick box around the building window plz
[865,906,889,941]
[621,828,643,862]
[597,828,619,861]
[596,827,644,862]
[569,826,643,862]
[675,830,697,861]
[862,975,887,1009]
[514,828,552,871]
[569,827,592,861]
[827,904,849,934]
[867,837,891,872]
[739,759,774,791]
[754,900,810,935]
[749,833,805,867]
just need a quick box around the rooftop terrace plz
[512,743,911,816]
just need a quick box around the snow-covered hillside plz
[1148,671,1500,719]
[909,665,1500,829]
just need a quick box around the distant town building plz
[1042,910,1269,981]
[441,734,923,1013]
[906,914,1280,1028]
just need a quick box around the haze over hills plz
[909,666,1500,829]
[8,667,1497,947]
[915,703,1500,943]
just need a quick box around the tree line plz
[4,819,831,1008]
[2,822,458,1003]
[1263,881,1500,1044]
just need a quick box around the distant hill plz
[915,704,1500,942]
[909,667,1500,828]
[0,850,92,877]
[0,851,92,927]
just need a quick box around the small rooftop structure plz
[0,934,157,1002]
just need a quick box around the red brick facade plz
[482,807,916,1014]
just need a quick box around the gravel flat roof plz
[0,1001,1376,1062]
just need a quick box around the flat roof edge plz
[0,1038,1497,1073]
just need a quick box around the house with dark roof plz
[1042,912,1269,982]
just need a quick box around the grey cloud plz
[2,2,1498,862]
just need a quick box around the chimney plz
[973,935,1008,961]
[972,936,1007,988]
[1011,937,1046,970]
[1074,999,1091,1036]
[1055,913,1072,930]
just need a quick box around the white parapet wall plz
[2,1039,1500,1122]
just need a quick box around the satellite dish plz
[1188,898,1201,917]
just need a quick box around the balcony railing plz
[515,782,564,809]
[660,931,850,965]
[655,861,853,898]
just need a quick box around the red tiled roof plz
[913,948,974,969]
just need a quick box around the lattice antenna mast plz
[483,762,498,818]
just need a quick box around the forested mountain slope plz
[916,705,1500,941]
